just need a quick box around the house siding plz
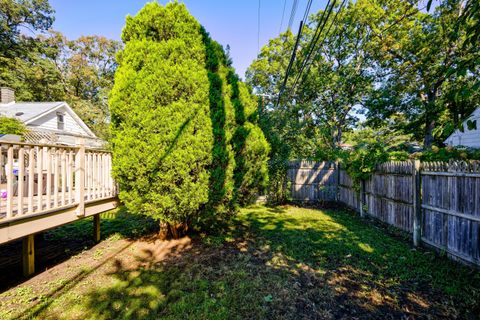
[445,108,480,148]
[28,106,87,136]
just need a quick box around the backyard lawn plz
[1,205,479,319]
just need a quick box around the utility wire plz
[274,0,315,107]
[277,20,304,106]
[293,0,347,93]
[292,0,337,91]
[287,0,299,30]
[302,0,314,22]
[279,0,287,34]
[293,0,333,85]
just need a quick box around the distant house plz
[445,108,480,148]
[0,87,103,148]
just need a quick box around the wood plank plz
[46,147,52,209]
[27,148,34,213]
[17,148,25,216]
[421,204,480,223]
[6,145,13,218]
[37,147,44,212]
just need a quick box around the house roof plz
[0,102,64,123]
[0,101,96,138]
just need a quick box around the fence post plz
[412,159,422,247]
[75,139,85,216]
[359,179,365,217]
[335,161,340,202]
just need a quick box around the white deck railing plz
[0,141,117,222]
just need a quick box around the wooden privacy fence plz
[0,141,116,222]
[288,160,480,267]
[287,161,338,202]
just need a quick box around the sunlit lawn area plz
[1,205,479,319]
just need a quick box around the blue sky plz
[49,0,327,79]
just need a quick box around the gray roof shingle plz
[0,102,64,123]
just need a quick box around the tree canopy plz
[110,2,269,237]
[247,0,480,162]
[0,0,121,138]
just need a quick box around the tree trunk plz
[169,223,188,239]
[158,221,189,240]
[424,119,436,148]
[332,125,343,147]
[424,90,437,149]
[158,222,170,240]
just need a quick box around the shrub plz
[233,122,270,205]
[201,27,270,222]
[110,2,270,236]
[110,2,213,238]
[414,146,480,161]
[0,116,27,135]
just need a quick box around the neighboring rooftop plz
[0,87,67,123]
[0,101,65,123]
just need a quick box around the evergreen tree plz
[110,2,213,238]
[111,2,270,236]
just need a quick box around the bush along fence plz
[288,160,480,268]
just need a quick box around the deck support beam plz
[93,214,101,243]
[22,234,35,277]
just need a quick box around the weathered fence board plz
[338,169,359,210]
[287,159,480,268]
[421,161,480,266]
[363,162,414,232]
[288,161,338,202]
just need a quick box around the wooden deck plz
[0,140,119,275]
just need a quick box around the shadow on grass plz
[29,206,480,319]
[238,207,480,318]
[0,206,158,292]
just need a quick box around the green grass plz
[5,205,480,319]
[45,206,158,242]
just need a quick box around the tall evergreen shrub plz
[110,2,270,236]
[110,2,213,237]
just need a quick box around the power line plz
[278,21,304,102]
[288,0,299,30]
[279,0,287,34]
[292,0,337,91]
[274,0,315,107]
[302,0,314,22]
[293,0,347,93]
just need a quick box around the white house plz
[445,107,480,148]
[0,87,104,148]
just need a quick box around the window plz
[57,112,65,130]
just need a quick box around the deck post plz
[22,234,35,277]
[93,214,101,243]
[412,159,422,247]
[75,139,86,216]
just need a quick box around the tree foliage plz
[110,2,213,237]
[0,116,27,135]
[110,2,269,236]
[362,0,480,147]
[0,0,121,138]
